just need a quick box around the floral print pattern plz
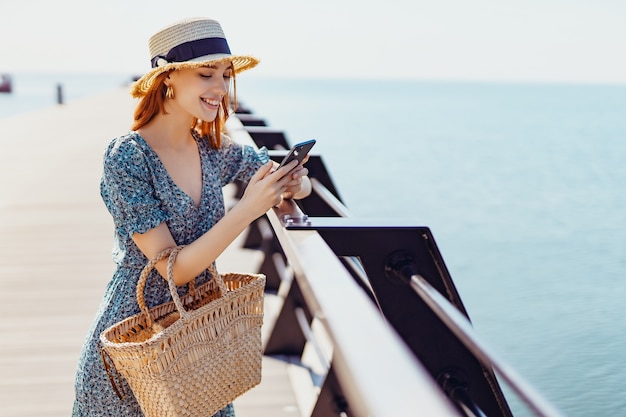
[72,131,268,416]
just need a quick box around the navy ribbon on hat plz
[151,37,232,68]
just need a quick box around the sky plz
[1,0,626,84]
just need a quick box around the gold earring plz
[165,85,174,99]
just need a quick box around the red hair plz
[131,69,237,149]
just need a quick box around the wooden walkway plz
[0,87,302,417]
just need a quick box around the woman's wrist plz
[230,197,266,224]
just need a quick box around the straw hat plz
[131,17,259,98]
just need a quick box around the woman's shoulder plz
[105,131,146,156]
[103,132,152,172]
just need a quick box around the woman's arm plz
[133,160,298,285]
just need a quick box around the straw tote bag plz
[100,246,265,417]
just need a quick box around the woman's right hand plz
[133,161,299,286]
[237,160,299,220]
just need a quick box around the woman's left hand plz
[281,164,310,199]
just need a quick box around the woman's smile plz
[201,97,221,109]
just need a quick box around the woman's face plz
[166,61,233,122]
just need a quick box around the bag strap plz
[136,246,228,327]
[135,247,178,328]
[101,348,126,400]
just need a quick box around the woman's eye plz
[200,72,231,79]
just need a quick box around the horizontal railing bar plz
[408,273,565,417]
[280,214,428,230]
[310,178,353,218]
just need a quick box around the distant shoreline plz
[3,71,626,120]
[0,72,136,119]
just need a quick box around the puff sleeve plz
[100,136,170,239]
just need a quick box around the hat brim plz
[130,54,259,98]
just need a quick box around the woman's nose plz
[213,78,228,95]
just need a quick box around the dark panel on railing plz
[245,127,290,150]
[236,113,267,126]
[286,219,513,417]
[267,152,345,217]
[296,155,345,216]
[234,103,253,114]
[239,118,345,216]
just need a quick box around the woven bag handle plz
[207,263,227,293]
[136,246,179,328]
[136,246,228,327]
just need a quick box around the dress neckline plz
[132,131,205,209]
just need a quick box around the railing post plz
[311,365,350,417]
[56,83,64,105]
[264,278,311,357]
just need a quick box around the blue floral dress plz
[72,131,268,417]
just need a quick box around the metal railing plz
[265,200,460,417]
[386,252,566,417]
[226,110,566,417]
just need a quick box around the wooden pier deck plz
[0,87,302,417]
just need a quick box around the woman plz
[72,17,311,416]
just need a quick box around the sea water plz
[2,73,625,417]
[236,78,626,417]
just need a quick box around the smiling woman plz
[71,17,312,417]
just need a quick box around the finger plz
[284,177,303,189]
[273,160,299,178]
[252,161,275,182]
[289,166,309,179]
[268,160,280,174]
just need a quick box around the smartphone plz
[277,139,316,169]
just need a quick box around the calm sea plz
[2,73,625,417]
